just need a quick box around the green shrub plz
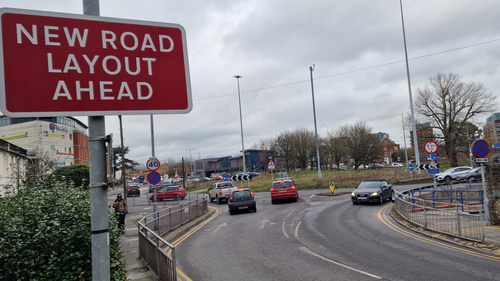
[0,186,126,280]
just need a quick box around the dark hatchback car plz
[351,179,392,204]
[127,183,140,197]
[228,188,257,215]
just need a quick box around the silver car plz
[434,166,472,183]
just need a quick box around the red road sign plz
[0,8,192,117]
[146,157,160,171]
[472,139,489,158]
[424,141,438,154]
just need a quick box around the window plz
[69,134,72,140]
[43,131,48,137]
[69,148,72,154]
[51,145,55,151]
[61,135,65,139]
[383,147,387,151]
[394,146,398,150]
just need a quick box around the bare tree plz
[326,129,348,170]
[414,73,496,166]
[275,131,295,172]
[290,128,315,171]
[339,122,380,170]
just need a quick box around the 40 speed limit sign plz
[146,157,160,171]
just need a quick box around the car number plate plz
[239,206,248,209]
[358,196,367,200]
[279,190,286,193]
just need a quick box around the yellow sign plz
[329,182,335,193]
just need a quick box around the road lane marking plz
[378,204,500,262]
[282,222,290,238]
[299,247,383,279]
[295,221,301,237]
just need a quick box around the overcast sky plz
[1,0,500,166]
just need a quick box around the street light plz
[309,65,322,178]
[399,0,421,172]
[234,75,247,175]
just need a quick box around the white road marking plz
[204,222,227,233]
[295,221,301,237]
[282,222,290,238]
[299,247,383,279]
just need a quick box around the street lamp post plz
[309,65,322,178]
[399,0,421,172]
[234,75,247,175]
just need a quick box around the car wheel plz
[174,194,179,200]
[271,200,276,204]
[352,201,358,205]
[378,195,383,205]
[217,197,221,204]
[253,207,257,212]
[293,197,298,202]
[468,176,476,181]
[444,176,452,183]
[209,196,213,203]
[181,196,185,200]
[229,208,233,215]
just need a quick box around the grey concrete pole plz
[234,75,247,174]
[83,1,110,280]
[399,0,421,173]
[309,65,322,178]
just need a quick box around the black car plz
[127,183,140,197]
[228,188,257,215]
[351,179,392,204]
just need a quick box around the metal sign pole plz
[84,1,110,280]
[480,163,492,226]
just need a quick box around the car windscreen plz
[273,182,292,189]
[232,191,251,200]
[357,181,382,189]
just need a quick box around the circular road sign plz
[472,139,489,158]
[223,176,228,181]
[424,141,438,154]
[408,164,414,171]
[147,171,161,185]
[146,157,160,171]
[429,161,436,168]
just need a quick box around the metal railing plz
[393,189,485,242]
[138,194,208,281]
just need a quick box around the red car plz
[213,176,224,181]
[271,178,299,204]
[149,185,186,201]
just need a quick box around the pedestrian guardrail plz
[393,189,485,242]
[138,194,208,281]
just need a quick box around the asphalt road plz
[173,185,500,281]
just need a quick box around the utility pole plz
[309,65,322,178]
[234,75,247,174]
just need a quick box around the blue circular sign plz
[147,171,161,185]
[472,139,489,158]
[223,176,228,181]
[408,164,414,171]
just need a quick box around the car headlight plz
[371,192,378,196]
[351,192,355,196]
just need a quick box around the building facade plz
[0,116,89,167]
[484,112,500,144]
[0,139,27,197]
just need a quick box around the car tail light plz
[219,190,222,195]
[128,189,131,192]
[250,191,254,198]
[291,186,295,190]
[229,193,234,201]
[270,187,275,192]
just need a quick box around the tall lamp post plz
[399,0,421,172]
[234,75,247,175]
[309,65,322,178]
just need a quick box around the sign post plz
[0,6,191,280]
[268,159,275,182]
[472,139,491,226]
